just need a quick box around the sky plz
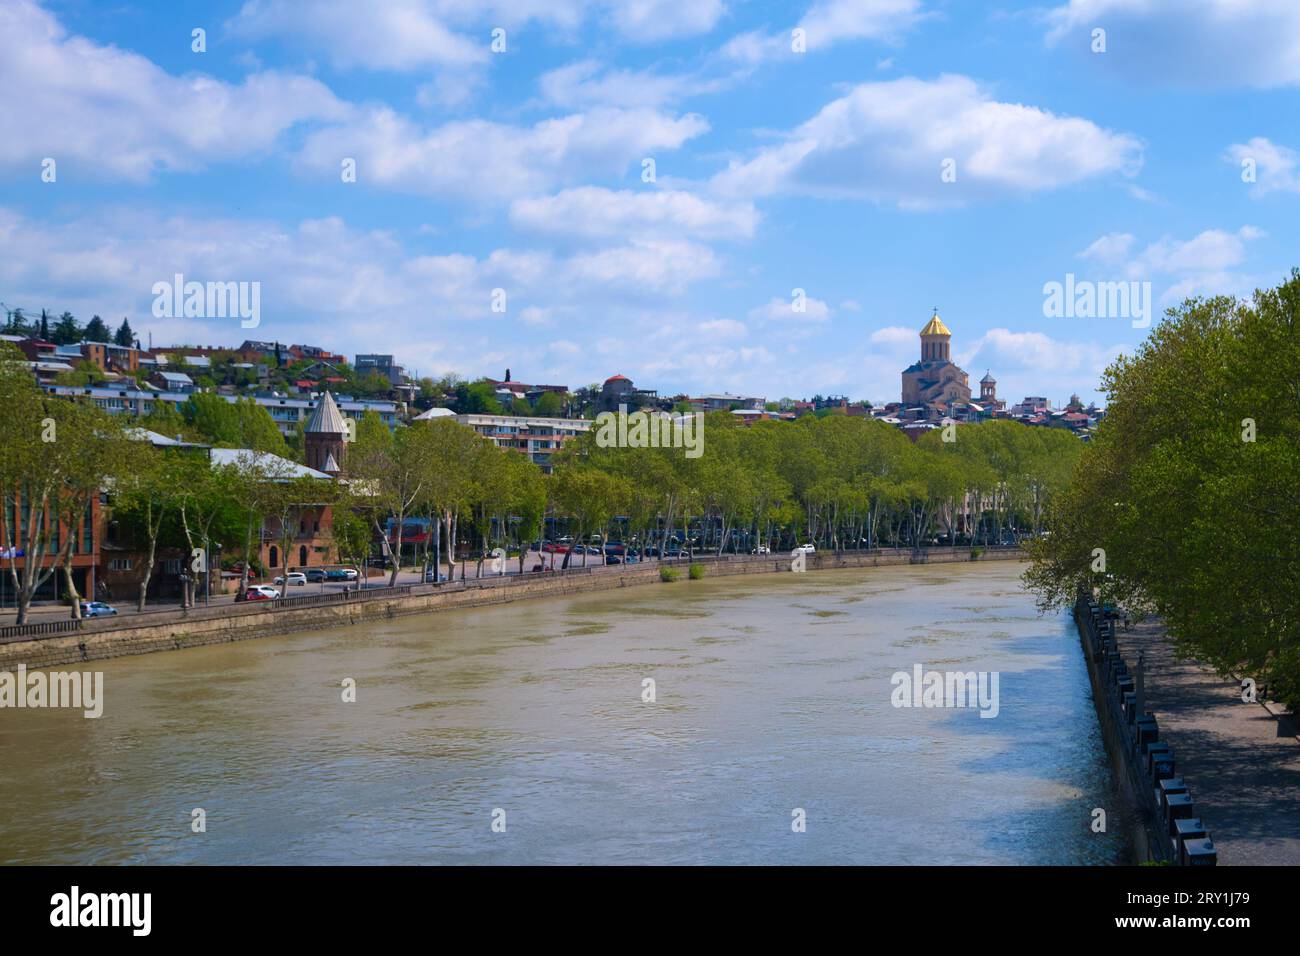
[1,0,1296,407]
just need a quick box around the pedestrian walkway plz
[1120,618,1300,865]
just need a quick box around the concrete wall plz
[1,548,1024,671]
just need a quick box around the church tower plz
[304,391,347,476]
[919,310,951,363]
[901,309,971,410]
[980,371,997,403]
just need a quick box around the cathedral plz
[901,311,980,414]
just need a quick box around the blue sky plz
[1,0,1297,406]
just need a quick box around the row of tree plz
[541,413,1084,562]
[2,308,136,347]
[1025,271,1300,710]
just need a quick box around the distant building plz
[149,371,194,392]
[690,392,765,412]
[355,354,405,385]
[456,413,592,472]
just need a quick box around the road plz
[2,547,666,625]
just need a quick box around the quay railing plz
[1076,594,1217,865]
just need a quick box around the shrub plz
[660,566,680,582]
[688,563,705,580]
[970,547,984,561]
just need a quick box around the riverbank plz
[1075,599,1300,865]
[0,547,1024,670]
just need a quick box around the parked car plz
[244,585,281,600]
[794,543,816,554]
[424,568,447,583]
[79,601,117,617]
[274,572,307,587]
[605,555,623,565]
[304,568,327,582]
[751,545,771,555]
[324,568,358,582]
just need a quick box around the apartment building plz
[235,392,401,436]
[456,413,592,472]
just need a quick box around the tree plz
[183,393,287,454]
[114,318,135,347]
[350,419,435,586]
[51,312,81,345]
[0,347,129,623]
[113,441,190,611]
[39,310,49,341]
[1026,270,1300,710]
[533,391,564,417]
[83,315,110,342]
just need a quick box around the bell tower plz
[304,391,347,475]
[980,372,997,403]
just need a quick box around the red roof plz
[604,374,629,383]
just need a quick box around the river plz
[0,561,1128,865]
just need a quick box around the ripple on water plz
[0,562,1127,866]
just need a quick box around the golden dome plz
[920,313,951,337]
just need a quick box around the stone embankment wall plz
[1,548,1024,670]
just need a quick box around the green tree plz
[82,315,110,342]
[533,391,564,417]
[51,312,81,345]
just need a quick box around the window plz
[109,558,133,571]
[163,559,181,574]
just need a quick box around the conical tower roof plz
[920,312,951,336]
[980,370,996,384]
[305,390,347,434]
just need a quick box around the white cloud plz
[724,0,922,64]
[510,187,759,240]
[748,295,833,322]
[710,75,1142,207]
[228,0,725,73]
[799,0,924,48]
[959,328,1125,401]
[539,59,726,109]
[1073,226,1266,306]
[1225,137,1300,195]
[566,238,721,292]
[297,107,708,201]
[1044,0,1300,88]
[0,206,724,375]
[603,0,727,41]
[1078,233,1135,262]
[0,0,345,179]
[227,0,575,71]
